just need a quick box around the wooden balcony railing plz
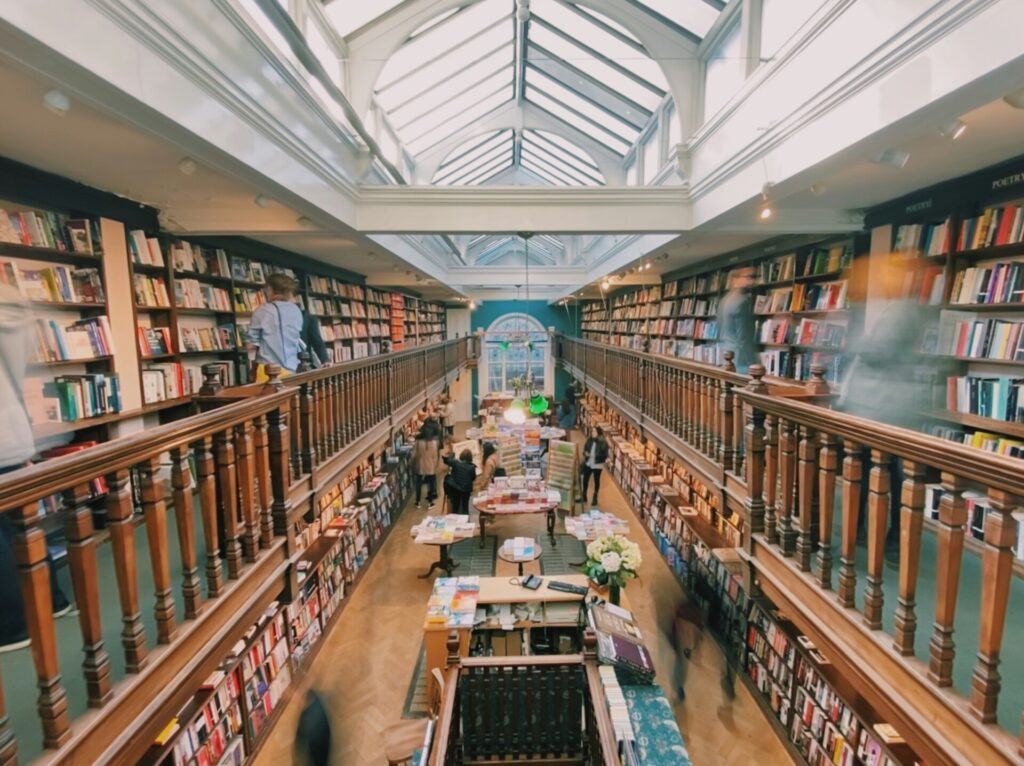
[553,334,1024,765]
[428,633,620,765]
[0,337,472,765]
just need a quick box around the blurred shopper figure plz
[0,284,73,652]
[439,395,455,438]
[247,273,304,381]
[412,430,440,510]
[294,688,332,766]
[669,599,704,700]
[478,441,501,489]
[443,447,477,515]
[717,266,758,373]
[839,255,930,561]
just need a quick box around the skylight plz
[324,0,408,39]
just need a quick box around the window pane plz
[521,142,601,186]
[667,103,681,147]
[631,0,720,39]
[461,155,514,186]
[439,139,513,185]
[326,0,407,38]
[527,88,631,155]
[626,157,638,185]
[406,84,513,155]
[527,68,637,141]
[469,162,514,185]
[642,132,660,183]
[703,20,744,119]
[434,130,509,182]
[527,130,600,170]
[520,157,564,186]
[398,69,513,140]
[524,133,603,181]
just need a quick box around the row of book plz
[134,275,171,307]
[949,261,1024,305]
[168,241,230,276]
[758,317,791,344]
[35,315,115,361]
[157,667,245,766]
[26,373,122,424]
[307,297,367,317]
[894,218,952,256]
[801,244,853,276]
[935,312,1024,361]
[0,208,100,254]
[926,425,1024,461]
[758,253,796,284]
[793,318,846,349]
[142,363,206,404]
[610,286,662,308]
[128,230,167,267]
[959,203,1024,251]
[2,262,105,304]
[754,281,848,314]
[945,375,1024,423]
[177,280,232,312]
[137,326,173,357]
[905,265,946,306]
[180,325,237,354]
[233,288,268,313]
[307,276,365,301]
[321,321,369,341]
[676,272,724,296]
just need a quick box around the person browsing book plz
[246,273,305,380]
[717,265,758,373]
[478,441,501,489]
[580,426,609,506]
[412,429,440,510]
[442,447,476,515]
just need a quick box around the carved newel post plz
[199,364,225,395]
[722,350,736,373]
[263,364,284,391]
[805,364,830,397]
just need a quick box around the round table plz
[416,541,460,579]
[473,496,559,548]
[497,540,542,576]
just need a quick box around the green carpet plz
[539,534,587,575]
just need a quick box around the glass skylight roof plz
[351,0,721,182]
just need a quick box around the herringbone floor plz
[253,425,793,766]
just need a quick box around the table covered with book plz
[410,514,476,578]
[471,476,561,545]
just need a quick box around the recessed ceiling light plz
[1003,88,1024,109]
[254,194,270,208]
[874,149,910,168]
[937,119,967,140]
[296,216,315,227]
[810,183,826,196]
[43,89,71,116]
[178,157,197,176]
[469,300,477,309]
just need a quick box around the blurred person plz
[669,598,704,700]
[442,447,477,515]
[301,310,329,369]
[717,265,758,373]
[0,284,72,652]
[579,426,608,506]
[439,395,455,438]
[412,429,440,510]
[839,255,930,560]
[247,273,305,381]
[294,688,332,766]
[420,406,442,445]
[478,441,501,489]
[556,395,575,431]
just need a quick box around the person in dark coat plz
[580,426,609,506]
[294,688,332,766]
[442,448,477,515]
[301,312,329,368]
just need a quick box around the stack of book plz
[423,576,480,629]
[3,263,105,304]
[0,208,100,253]
[137,325,173,357]
[28,373,122,423]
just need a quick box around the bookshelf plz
[582,235,860,383]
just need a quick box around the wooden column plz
[892,460,927,656]
[862,450,890,630]
[215,430,242,580]
[253,414,273,548]
[138,457,176,644]
[929,472,967,687]
[743,402,766,541]
[104,469,147,671]
[268,404,294,544]
[970,489,1021,722]
[235,420,260,562]
[14,506,70,746]
[777,418,797,556]
[796,426,818,572]
[194,437,223,597]
[62,485,112,707]
[169,447,202,619]
[298,381,316,476]
[763,414,779,544]
[837,441,862,608]
[816,433,838,589]
[289,393,302,479]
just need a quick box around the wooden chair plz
[384,667,444,766]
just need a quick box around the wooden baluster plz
[929,473,967,687]
[970,489,1022,721]
[816,433,838,589]
[215,430,243,580]
[253,414,273,549]
[318,379,330,457]
[743,403,766,541]
[356,368,366,432]
[289,393,302,478]
[323,378,336,455]
[708,379,720,457]
[268,404,294,542]
[138,457,176,644]
[62,484,112,706]
[763,415,778,544]
[235,421,260,562]
[700,377,711,454]
[344,371,355,443]
[13,506,70,746]
[673,370,683,436]
[863,450,891,630]
[194,437,223,596]
[719,378,735,473]
[104,469,147,671]
[169,447,202,619]
[796,426,817,572]
[893,460,927,656]
[777,418,797,556]
[333,375,344,448]
[733,396,745,477]
[299,382,316,476]
[0,664,16,764]
[837,441,862,608]
[681,372,692,443]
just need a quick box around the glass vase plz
[609,583,621,606]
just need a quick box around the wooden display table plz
[422,575,630,699]
[472,493,559,547]
[497,538,542,576]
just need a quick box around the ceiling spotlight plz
[758,205,774,221]
[254,194,270,208]
[810,183,826,196]
[1003,88,1024,109]
[758,182,774,221]
[643,261,651,270]
[601,279,610,290]
[178,157,197,176]
[43,89,71,116]
[938,119,967,140]
[296,215,314,227]
[469,300,477,309]
[874,149,910,168]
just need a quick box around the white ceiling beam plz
[356,186,691,233]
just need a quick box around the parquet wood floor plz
[253,425,795,766]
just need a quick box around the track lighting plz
[43,89,71,116]
[937,119,967,140]
[178,158,197,176]
[874,149,910,168]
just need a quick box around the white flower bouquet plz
[582,535,641,601]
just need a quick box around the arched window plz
[482,314,550,395]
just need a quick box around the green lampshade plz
[529,394,548,415]
[499,341,509,351]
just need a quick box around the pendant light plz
[504,233,541,423]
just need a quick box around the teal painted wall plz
[469,300,580,415]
